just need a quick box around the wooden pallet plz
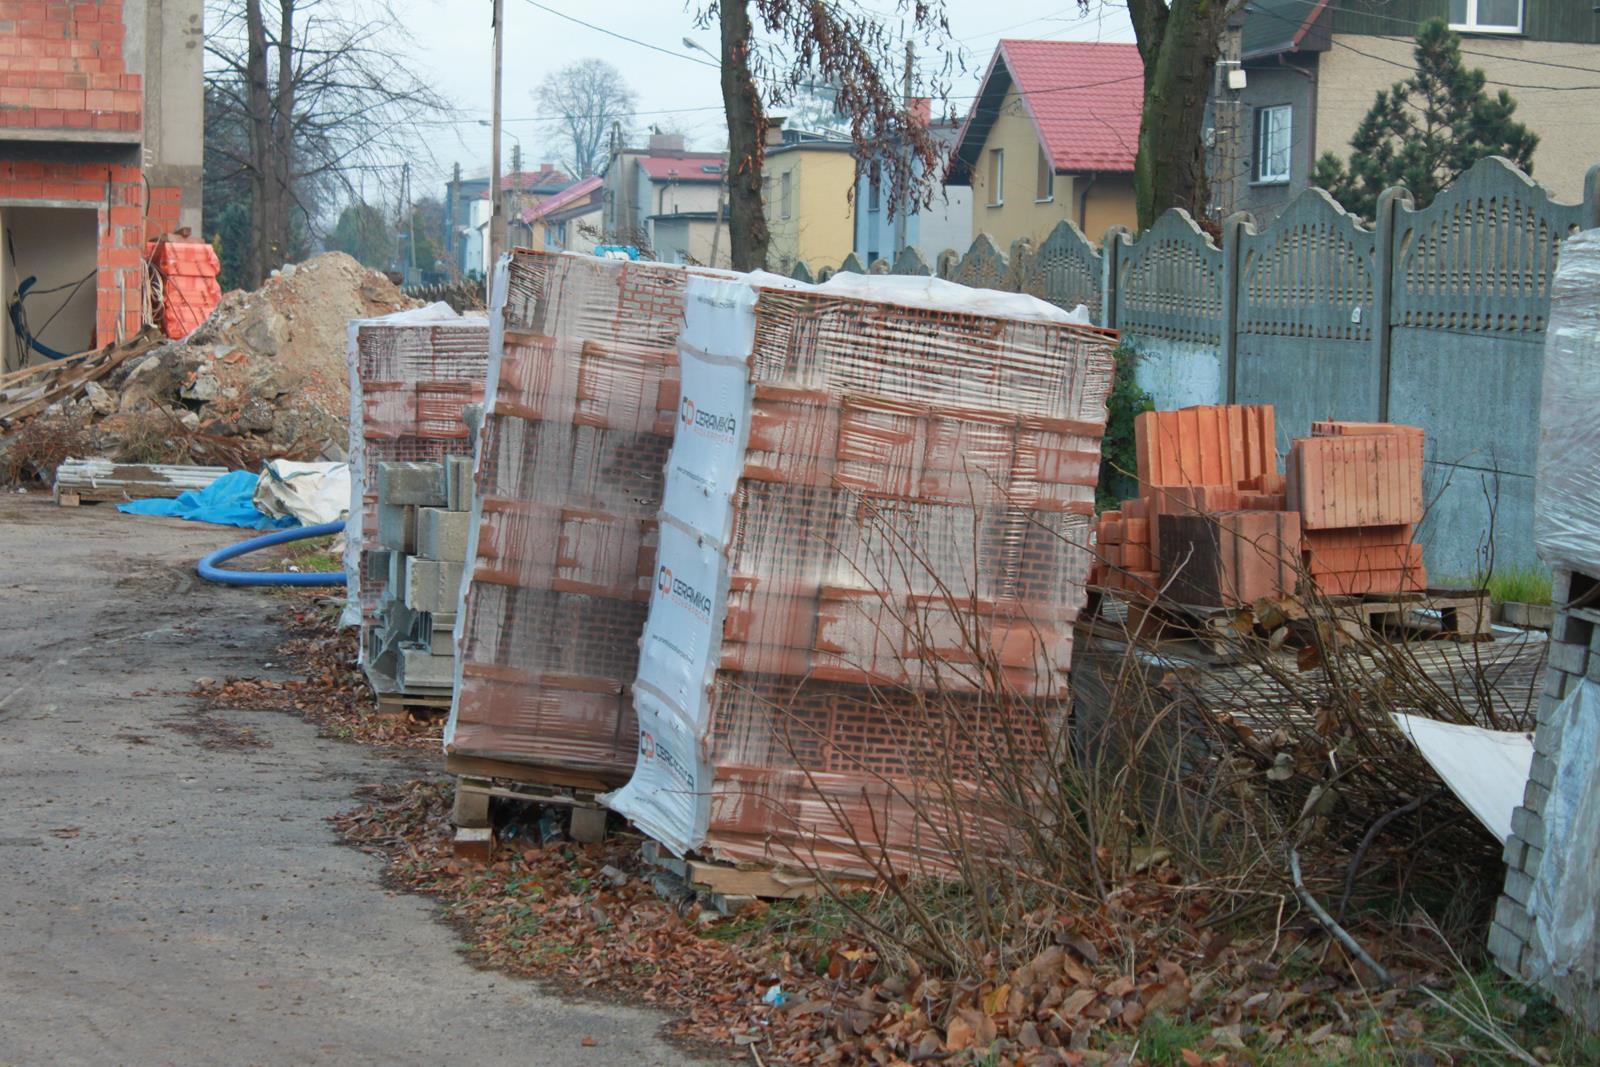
[1336,588,1492,640]
[446,754,611,857]
[374,691,452,720]
[641,840,861,913]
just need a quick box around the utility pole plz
[447,162,461,281]
[893,40,912,258]
[487,0,506,296]
[404,162,418,283]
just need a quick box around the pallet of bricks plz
[445,251,701,850]
[606,271,1117,885]
[344,306,488,715]
[446,248,1119,883]
[1088,404,1488,639]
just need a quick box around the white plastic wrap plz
[1528,680,1600,993]
[1534,230,1600,576]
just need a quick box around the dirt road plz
[0,495,704,1066]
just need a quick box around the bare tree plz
[706,1,952,272]
[536,59,638,179]
[205,0,450,286]
[1119,0,1244,230]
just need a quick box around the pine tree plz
[1312,18,1537,219]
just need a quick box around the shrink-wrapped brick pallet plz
[606,272,1117,874]
[446,252,709,788]
[343,306,489,658]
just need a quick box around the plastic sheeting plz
[602,270,1117,870]
[1390,714,1532,843]
[1528,680,1600,992]
[253,460,351,526]
[343,303,488,631]
[119,470,294,530]
[1535,230,1600,575]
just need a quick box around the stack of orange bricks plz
[145,238,222,339]
[451,251,691,788]
[1089,405,1426,607]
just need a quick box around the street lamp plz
[683,36,713,59]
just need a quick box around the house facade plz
[947,40,1142,250]
[853,120,973,266]
[763,134,856,274]
[0,0,203,370]
[1217,0,1600,220]
[599,132,726,259]
[523,175,604,255]
[444,164,572,278]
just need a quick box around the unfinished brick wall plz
[0,1,184,347]
[0,160,147,341]
[1490,567,1600,1029]
[0,0,142,134]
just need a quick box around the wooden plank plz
[443,752,615,793]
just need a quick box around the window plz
[1036,146,1054,202]
[1449,0,1522,33]
[987,148,1004,206]
[779,170,793,219]
[1254,105,1292,184]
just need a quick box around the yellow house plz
[948,40,1143,247]
[762,137,857,274]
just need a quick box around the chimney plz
[647,132,686,153]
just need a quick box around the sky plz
[399,0,1136,196]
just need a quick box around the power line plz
[1248,1,1600,89]
[519,0,721,69]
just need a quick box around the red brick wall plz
[0,0,141,133]
[0,3,191,346]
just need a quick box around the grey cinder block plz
[417,507,471,562]
[377,501,416,553]
[397,643,454,690]
[378,461,447,507]
[1547,640,1589,677]
[404,557,466,614]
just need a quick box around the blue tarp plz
[118,470,298,531]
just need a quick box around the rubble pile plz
[1,253,412,481]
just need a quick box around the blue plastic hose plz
[197,520,348,587]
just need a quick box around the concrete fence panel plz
[1232,188,1379,450]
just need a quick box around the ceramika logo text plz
[639,729,696,787]
[657,565,713,619]
[680,396,737,441]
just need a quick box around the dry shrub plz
[757,492,1533,985]
[1,408,95,485]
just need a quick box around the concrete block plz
[1502,834,1528,870]
[397,642,454,690]
[1503,867,1534,906]
[385,549,408,604]
[404,558,466,614]
[446,456,474,512]
[378,461,447,507]
[1511,803,1545,848]
[1534,717,1566,758]
[427,617,456,655]
[1551,568,1572,608]
[1486,919,1526,974]
[1547,640,1589,677]
[1524,778,1550,812]
[417,507,471,562]
[377,501,416,553]
[1556,611,1593,648]
[1529,752,1557,790]
[1542,666,1570,702]
[1522,843,1545,878]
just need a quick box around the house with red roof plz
[600,132,729,266]
[947,40,1143,248]
[521,175,605,255]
